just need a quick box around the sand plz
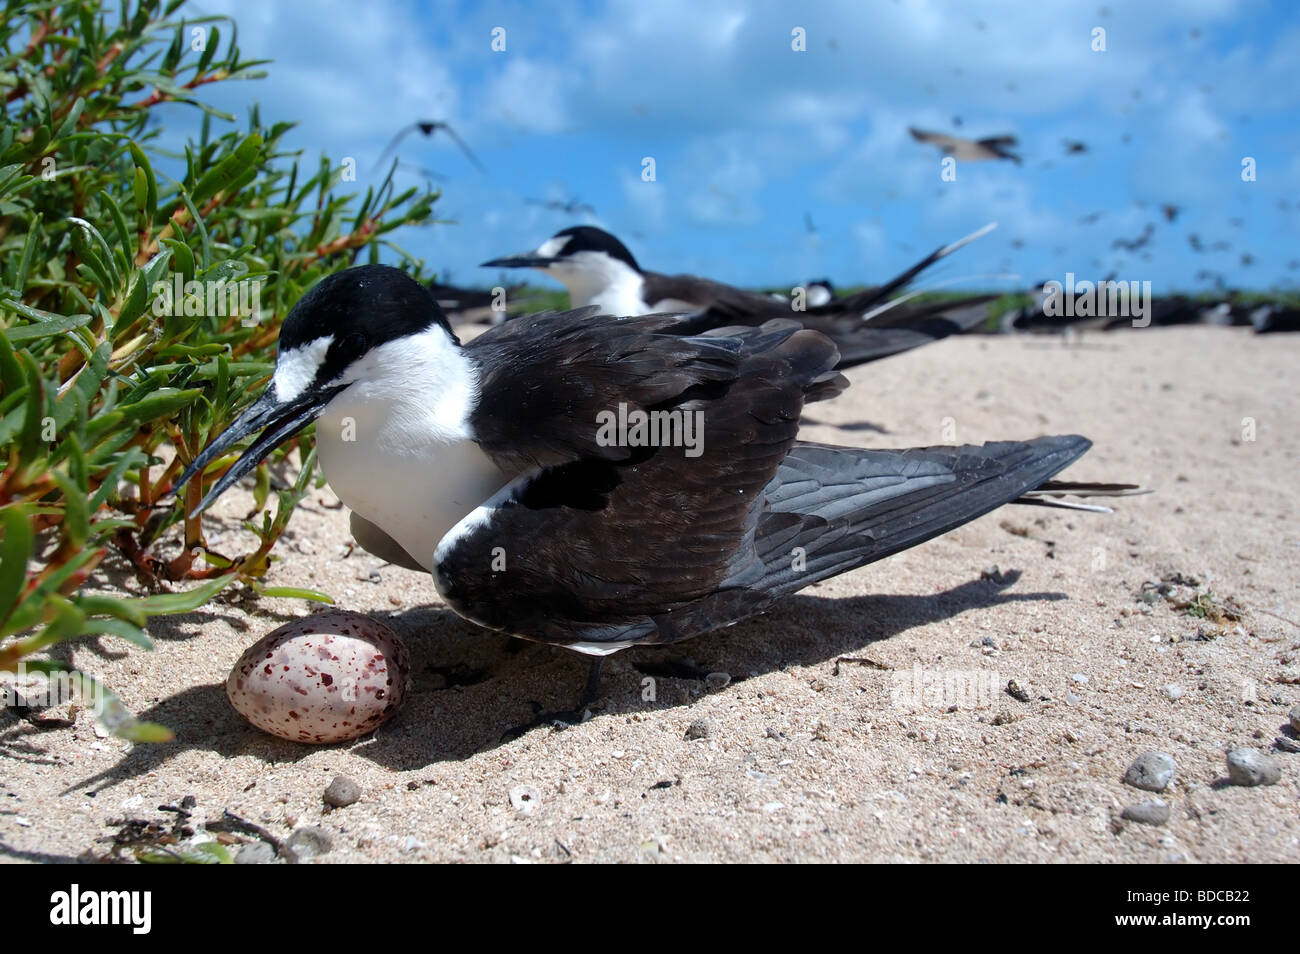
[3,325,1298,864]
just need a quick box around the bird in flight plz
[378,120,484,172]
[1111,223,1155,252]
[526,196,597,216]
[908,127,1021,164]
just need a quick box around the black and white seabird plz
[174,266,1105,688]
[482,225,1000,369]
[377,120,484,173]
[526,196,597,217]
[802,278,835,308]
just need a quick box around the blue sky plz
[174,0,1298,293]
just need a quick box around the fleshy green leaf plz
[257,586,335,604]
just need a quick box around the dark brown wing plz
[465,308,845,473]
[435,430,1092,650]
[641,271,793,318]
[660,227,997,367]
[437,321,844,647]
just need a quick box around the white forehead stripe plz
[273,335,334,402]
[536,236,567,258]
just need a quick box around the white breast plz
[313,327,508,572]
[319,431,504,572]
[549,252,650,316]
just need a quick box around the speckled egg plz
[227,611,410,743]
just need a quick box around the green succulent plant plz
[0,0,440,740]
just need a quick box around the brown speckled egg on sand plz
[227,610,410,744]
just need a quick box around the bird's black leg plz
[580,658,604,709]
[500,656,606,743]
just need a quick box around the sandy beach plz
[3,324,1297,864]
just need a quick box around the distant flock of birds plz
[379,119,1296,337]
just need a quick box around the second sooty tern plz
[174,265,1105,706]
[482,225,1002,369]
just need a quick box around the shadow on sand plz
[55,571,1064,790]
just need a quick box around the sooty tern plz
[377,120,484,173]
[174,265,1113,697]
[908,127,1022,164]
[527,196,597,216]
[482,225,1000,369]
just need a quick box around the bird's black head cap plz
[278,264,456,384]
[553,226,640,271]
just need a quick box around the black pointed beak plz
[171,383,345,517]
[480,253,556,269]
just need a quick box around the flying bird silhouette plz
[377,120,484,172]
[1111,224,1154,252]
[526,196,597,216]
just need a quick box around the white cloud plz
[482,59,575,133]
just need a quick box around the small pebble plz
[324,775,362,808]
[1163,684,1185,701]
[1274,736,1300,754]
[235,841,277,864]
[1071,673,1089,685]
[1123,751,1176,792]
[509,785,541,814]
[285,826,333,860]
[1006,679,1031,702]
[1290,706,1300,734]
[705,672,731,690]
[685,719,711,740]
[1121,799,1170,826]
[1225,748,1281,786]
